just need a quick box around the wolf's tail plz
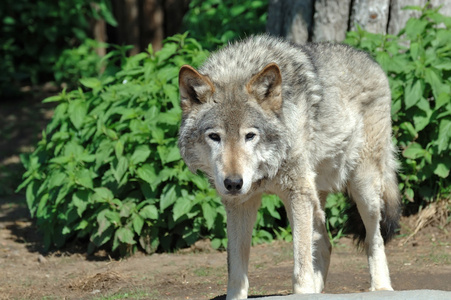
[344,170,401,246]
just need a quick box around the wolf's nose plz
[224,176,243,193]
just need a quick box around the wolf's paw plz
[370,286,394,291]
[293,283,317,294]
[226,289,248,300]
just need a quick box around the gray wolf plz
[178,35,400,299]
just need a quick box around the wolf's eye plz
[208,133,221,142]
[245,133,256,141]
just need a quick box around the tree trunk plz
[430,0,451,18]
[90,3,108,56]
[113,0,140,55]
[312,0,351,42]
[267,0,314,43]
[388,0,424,35]
[141,0,164,51]
[266,0,284,37]
[350,0,390,34]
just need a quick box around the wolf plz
[178,35,400,300]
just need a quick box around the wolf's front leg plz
[282,185,324,294]
[291,197,316,293]
[224,195,261,300]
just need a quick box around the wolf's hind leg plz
[225,194,261,300]
[312,192,331,292]
[348,167,393,291]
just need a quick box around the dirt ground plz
[0,196,450,300]
[0,91,450,300]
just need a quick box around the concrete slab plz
[253,290,451,299]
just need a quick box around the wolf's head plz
[178,63,288,198]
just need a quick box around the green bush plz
[20,4,451,256]
[182,0,268,49]
[0,0,115,96]
[345,5,451,206]
[18,34,210,254]
[53,39,106,89]
[18,34,288,255]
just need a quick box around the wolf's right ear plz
[179,65,214,113]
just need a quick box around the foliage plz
[0,0,115,97]
[345,5,451,206]
[19,2,451,256]
[182,0,268,49]
[53,39,106,89]
[18,34,211,254]
[18,33,290,254]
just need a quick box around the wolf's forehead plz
[199,101,260,132]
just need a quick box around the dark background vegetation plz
[0,0,449,256]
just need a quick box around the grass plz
[94,289,158,300]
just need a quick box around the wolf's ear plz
[179,65,214,113]
[246,63,282,112]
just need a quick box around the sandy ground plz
[0,194,449,300]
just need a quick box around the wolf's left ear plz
[246,63,282,112]
[179,65,214,113]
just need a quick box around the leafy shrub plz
[345,5,451,207]
[53,39,106,89]
[324,193,349,243]
[18,33,289,254]
[182,0,268,49]
[0,0,115,96]
[18,34,212,254]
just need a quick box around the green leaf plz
[80,77,101,89]
[120,202,136,218]
[157,43,178,63]
[131,145,151,164]
[47,171,67,189]
[113,157,129,183]
[139,205,159,220]
[434,60,451,70]
[400,122,417,140]
[136,164,157,188]
[26,181,38,216]
[434,162,450,178]
[165,146,181,163]
[425,68,450,100]
[132,213,144,235]
[72,190,90,217]
[115,140,124,158]
[68,100,88,129]
[116,227,136,245]
[75,169,93,189]
[94,187,114,201]
[211,238,223,250]
[173,197,192,222]
[436,119,451,153]
[190,174,210,190]
[42,94,63,103]
[150,127,165,144]
[404,18,428,40]
[436,93,450,110]
[91,225,114,247]
[404,79,423,109]
[412,97,432,132]
[403,142,427,159]
[202,202,216,230]
[98,1,118,26]
[160,185,177,211]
